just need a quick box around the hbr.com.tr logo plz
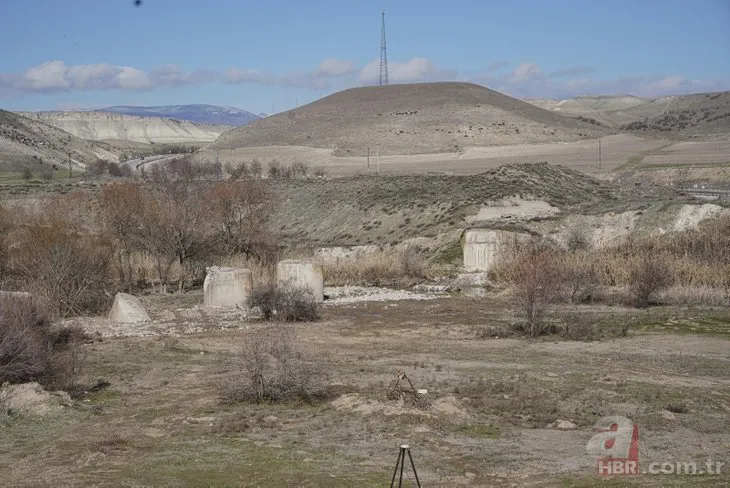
[586,415,639,475]
[586,415,725,476]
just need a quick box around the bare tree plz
[205,180,273,261]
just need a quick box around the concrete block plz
[108,292,151,323]
[277,260,324,302]
[203,266,252,308]
[462,229,528,272]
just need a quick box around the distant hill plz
[526,95,647,114]
[526,92,730,139]
[212,82,608,156]
[613,91,730,140]
[99,104,260,126]
[18,111,229,144]
[0,110,120,171]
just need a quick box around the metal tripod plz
[390,444,421,488]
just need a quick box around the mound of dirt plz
[0,382,72,417]
[0,110,121,171]
[213,82,608,156]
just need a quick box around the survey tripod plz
[390,444,421,487]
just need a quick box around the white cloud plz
[358,57,455,84]
[470,62,729,99]
[224,57,357,89]
[315,58,357,77]
[0,60,213,96]
[1,59,728,101]
[656,75,686,89]
[509,62,542,83]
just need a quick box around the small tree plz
[205,180,273,260]
[22,167,33,182]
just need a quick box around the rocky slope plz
[0,110,120,170]
[18,111,229,144]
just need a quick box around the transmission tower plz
[379,11,388,86]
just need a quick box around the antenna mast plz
[380,11,389,86]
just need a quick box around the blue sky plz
[1,0,729,113]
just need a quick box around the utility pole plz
[367,146,370,173]
[376,145,380,174]
[68,153,72,178]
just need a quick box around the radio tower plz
[379,11,388,86]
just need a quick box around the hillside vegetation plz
[266,163,679,247]
[528,91,730,140]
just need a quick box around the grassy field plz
[2,292,728,487]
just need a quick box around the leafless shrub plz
[22,167,33,182]
[85,159,109,177]
[314,168,326,178]
[267,161,281,179]
[557,255,598,304]
[40,167,53,183]
[12,218,113,316]
[248,282,320,322]
[0,294,52,384]
[628,257,672,308]
[221,328,327,404]
[566,227,591,251]
[0,295,86,389]
[225,161,249,180]
[108,163,124,177]
[509,251,561,337]
[291,161,308,178]
[0,205,9,284]
[250,159,263,178]
[281,164,294,179]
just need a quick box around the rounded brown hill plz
[213,82,609,156]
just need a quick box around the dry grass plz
[320,246,429,286]
[493,215,730,310]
